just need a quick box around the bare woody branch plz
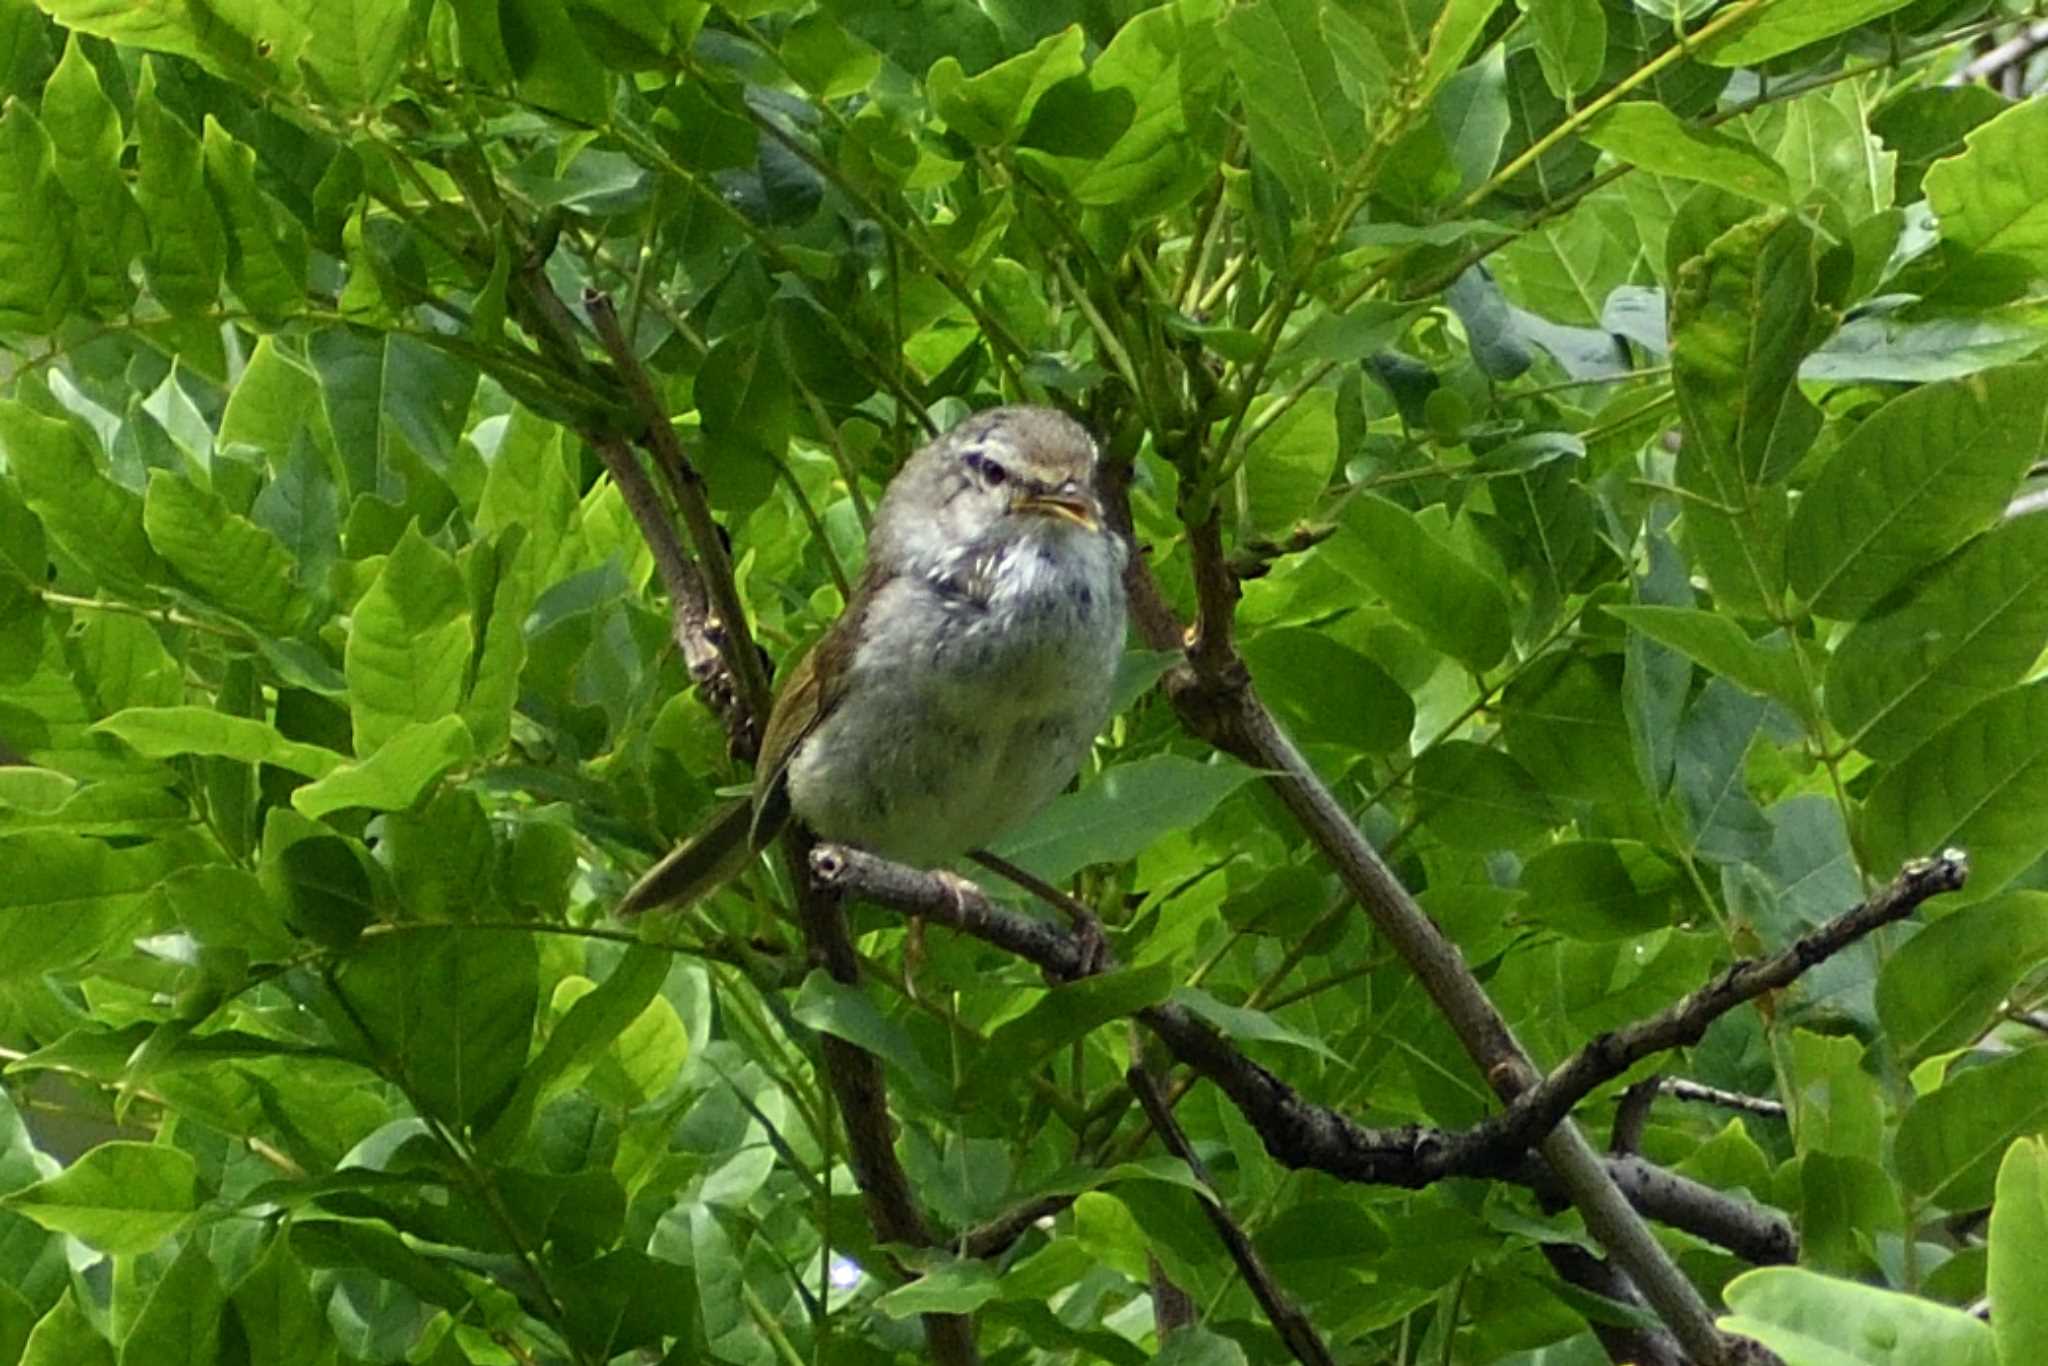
[1127,499,1738,1361]
[584,290,774,744]
[808,844,1799,1267]
[1472,851,1968,1163]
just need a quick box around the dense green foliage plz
[4,0,2048,1362]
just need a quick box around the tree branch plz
[1477,851,1968,1161]
[584,289,774,744]
[808,845,1799,1268]
[1127,1067,1336,1366]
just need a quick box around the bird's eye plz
[964,450,1007,486]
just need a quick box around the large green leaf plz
[1859,680,2048,904]
[133,61,224,313]
[1218,0,1367,218]
[290,715,476,818]
[95,706,343,778]
[1896,1045,2048,1211]
[1924,96,2048,304]
[1700,0,1921,67]
[1238,389,1337,537]
[1990,1138,2048,1366]
[1668,212,1819,616]
[929,25,1083,145]
[143,470,307,635]
[992,755,1260,883]
[1788,365,2048,621]
[1411,741,1556,850]
[1827,511,2048,762]
[1323,495,1510,672]
[1584,103,1791,207]
[343,525,472,755]
[122,1236,224,1366]
[1875,895,2048,1063]
[0,101,77,334]
[0,832,196,982]
[328,924,540,1130]
[2,1143,196,1255]
[0,402,162,598]
[1720,1265,1996,1366]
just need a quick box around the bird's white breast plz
[783,526,1125,867]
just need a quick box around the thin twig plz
[1127,1067,1337,1366]
[1660,1078,1789,1119]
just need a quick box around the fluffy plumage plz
[619,406,1127,914]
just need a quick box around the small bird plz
[619,405,1128,914]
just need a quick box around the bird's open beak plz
[1015,493,1101,532]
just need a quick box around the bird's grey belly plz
[783,588,1119,867]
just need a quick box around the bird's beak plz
[1015,492,1101,532]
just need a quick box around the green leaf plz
[791,971,944,1098]
[143,471,306,635]
[95,707,343,778]
[1803,310,2048,384]
[974,962,1178,1087]
[291,715,476,818]
[929,25,1084,145]
[1789,365,2048,621]
[1990,1138,2048,1366]
[201,116,305,322]
[1859,680,2048,904]
[0,401,162,598]
[1239,626,1413,756]
[1720,1265,1996,1366]
[1604,606,1807,718]
[273,832,374,950]
[1410,741,1556,850]
[1239,389,1337,536]
[1827,512,2048,762]
[876,1257,1000,1317]
[294,0,418,107]
[1585,103,1791,207]
[0,101,77,334]
[343,524,472,755]
[133,62,224,312]
[329,924,540,1130]
[991,755,1260,883]
[1877,895,2048,1064]
[1323,496,1510,672]
[123,1235,224,1366]
[1924,97,2048,304]
[1219,0,1366,219]
[1520,841,1687,940]
[482,947,672,1154]
[1896,1045,2048,1210]
[19,1290,113,1366]
[1699,0,1920,67]
[1671,681,1774,865]
[1496,653,1641,802]
[1066,0,1224,214]
[0,832,194,983]
[1523,0,1604,99]
[2,1142,195,1255]
[228,1232,325,1366]
[457,528,534,758]
[1171,986,1343,1063]
[1668,212,1819,616]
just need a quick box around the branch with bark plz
[1114,474,1743,1364]
[808,841,1826,1270]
